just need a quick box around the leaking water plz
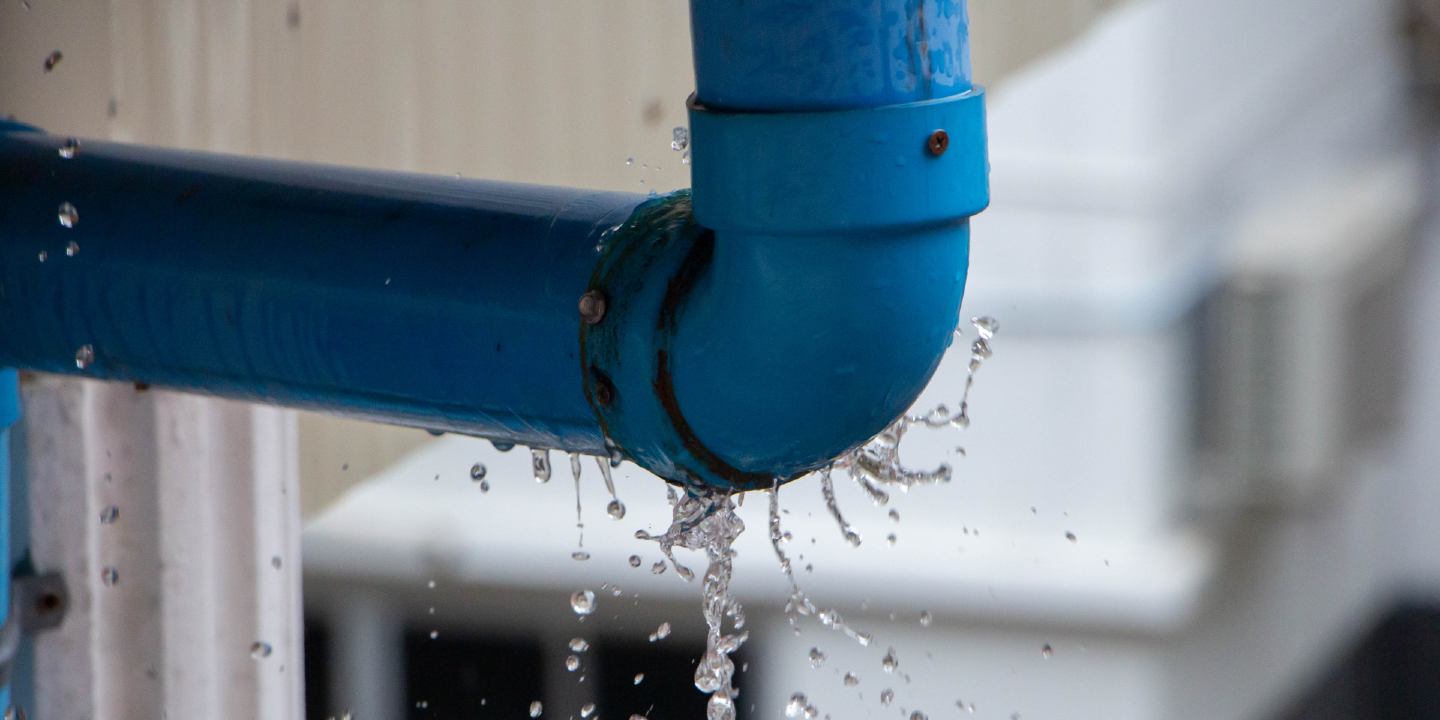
[570,590,595,615]
[634,487,747,718]
[532,448,551,483]
[768,481,871,647]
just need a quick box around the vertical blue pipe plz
[0,368,17,711]
[689,0,972,111]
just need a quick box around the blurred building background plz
[4,0,1440,718]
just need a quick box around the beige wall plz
[1,0,1126,519]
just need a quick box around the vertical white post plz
[25,377,303,720]
[328,592,405,720]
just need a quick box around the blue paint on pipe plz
[0,0,987,491]
[690,0,972,111]
[0,368,16,708]
[0,124,640,453]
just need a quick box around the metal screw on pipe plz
[592,374,616,407]
[927,129,949,156]
[578,290,607,325]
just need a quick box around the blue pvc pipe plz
[689,0,972,111]
[0,0,986,490]
[0,124,640,453]
[0,369,14,710]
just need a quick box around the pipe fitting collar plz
[688,88,989,236]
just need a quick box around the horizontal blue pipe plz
[689,0,972,111]
[0,124,641,453]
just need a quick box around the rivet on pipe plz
[927,129,949,156]
[578,290,607,325]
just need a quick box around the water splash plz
[818,468,861,546]
[833,316,999,499]
[768,481,872,647]
[570,452,587,560]
[595,456,626,519]
[635,486,747,718]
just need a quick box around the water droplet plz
[786,694,809,717]
[629,554,642,567]
[910,712,928,720]
[629,716,647,720]
[427,580,436,589]
[889,509,900,522]
[1065,532,1077,543]
[566,654,580,671]
[43,50,62,72]
[648,622,671,641]
[886,533,897,546]
[250,641,272,659]
[429,630,439,639]
[99,505,118,524]
[671,126,689,151]
[37,251,46,262]
[572,551,590,561]
[75,345,94,369]
[1041,643,1053,658]
[569,637,588,652]
[972,316,1000,339]
[882,648,899,673]
[58,137,79,159]
[625,157,634,166]
[844,672,860,686]
[57,202,77,228]
[479,480,489,493]
[529,700,543,717]
[491,440,515,452]
[531,448,551,483]
[808,647,826,668]
[415,701,428,709]
[571,589,595,615]
[633,672,644,685]
[606,499,626,520]
[101,566,118,586]
[880,689,895,707]
[581,704,595,718]
[682,149,690,164]
[970,338,993,360]
[470,463,486,481]
[272,556,282,569]
[651,561,666,575]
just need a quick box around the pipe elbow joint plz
[581,90,989,492]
